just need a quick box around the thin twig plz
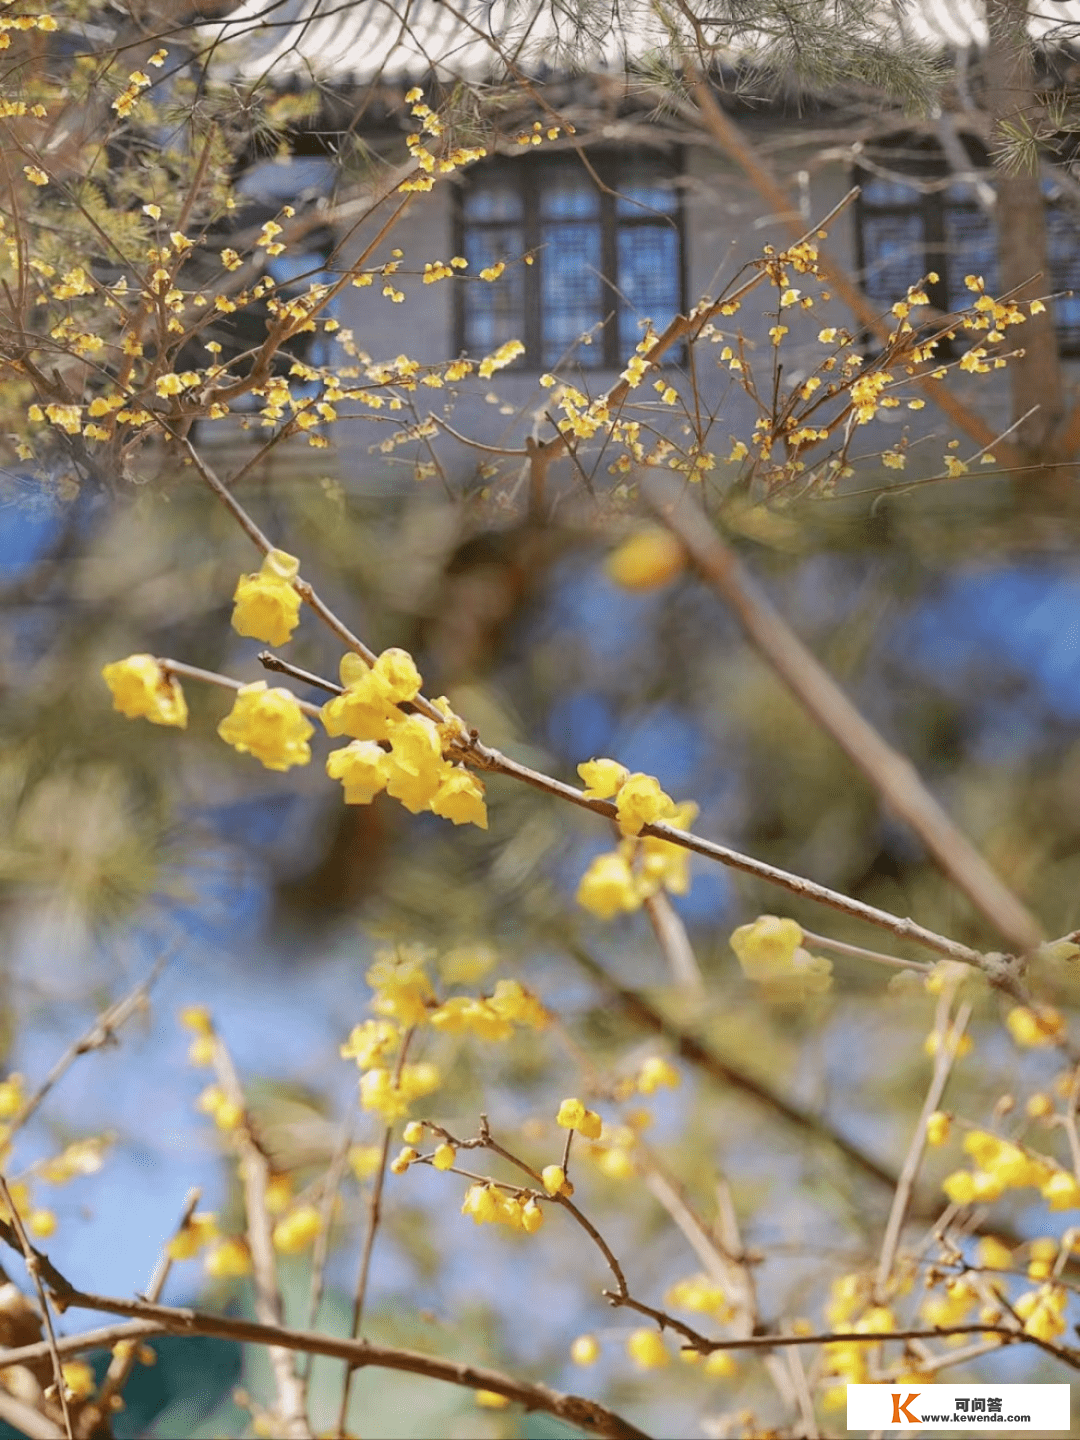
[96,1187,202,1412]
[9,954,170,1139]
[801,930,932,973]
[336,1028,414,1435]
[159,658,323,718]
[642,891,704,992]
[0,1177,70,1439]
[876,997,973,1298]
[642,469,1044,957]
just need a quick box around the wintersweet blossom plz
[366,946,435,1026]
[576,851,640,919]
[665,1274,730,1319]
[326,740,390,804]
[577,757,629,799]
[605,527,686,591]
[729,915,833,994]
[636,1057,680,1094]
[429,768,488,827]
[204,1237,251,1278]
[272,1204,321,1254]
[166,1211,219,1260]
[570,1334,600,1365]
[359,1062,440,1120]
[217,683,313,771]
[1014,1284,1067,1341]
[102,654,188,728]
[614,773,675,836]
[1007,1005,1067,1048]
[626,1328,668,1368]
[556,1097,602,1140]
[542,1165,570,1196]
[231,548,302,647]
[340,1018,400,1069]
[433,1143,456,1170]
[384,714,451,812]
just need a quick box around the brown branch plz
[4,1282,651,1440]
[642,470,1044,957]
[642,891,704,992]
[0,1389,63,1440]
[0,1179,70,1439]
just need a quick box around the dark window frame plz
[453,148,687,370]
[854,133,1080,355]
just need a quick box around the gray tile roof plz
[203,0,1080,83]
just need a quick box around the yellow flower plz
[102,654,188,728]
[321,661,400,742]
[429,768,488,827]
[28,1209,56,1238]
[666,1274,730,1319]
[23,165,48,186]
[626,1328,668,1368]
[576,851,640,919]
[204,1237,251,1278]
[340,1018,400,1069]
[1007,1005,1067,1048]
[577,757,629,799]
[1041,1170,1080,1211]
[384,714,451,813]
[1014,1284,1067,1341]
[703,1351,738,1378]
[370,647,422,703]
[461,1183,500,1224]
[0,1074,24,1120]
[61,1361,95,1400]
[637,1057,680,1094]
[605,527,685,591]
[167,1212,219,1260]
[327,741,390,804]
[556,1097,602,1140]
[475,1390,510,1409]
[359,1062,439,1121]
[614,772,675,837]
[433,1143,456,1170]
[521,1198,544,1233]
[390,1146,418,1174]
[366,946,434,1026]
[179,1006,212,1036]
[488,978,547,1028]
[217,682,313,771]
[925,1111,950,1147]
[272,1204,321,1254]
[542,1165,570,1196]
[729,915,832,993]
[570,1334,600,1365]
[231,548,302,647]
[348,1144,383,1180]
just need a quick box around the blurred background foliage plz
[3,427,1080,1435]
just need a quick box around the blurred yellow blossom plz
[102,655,188,728]
[605,528,685,591]
[272,1204,322,1254]
[626,1328,668,1368]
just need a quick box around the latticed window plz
[457,152,684,369]
[855,136,1080,352]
